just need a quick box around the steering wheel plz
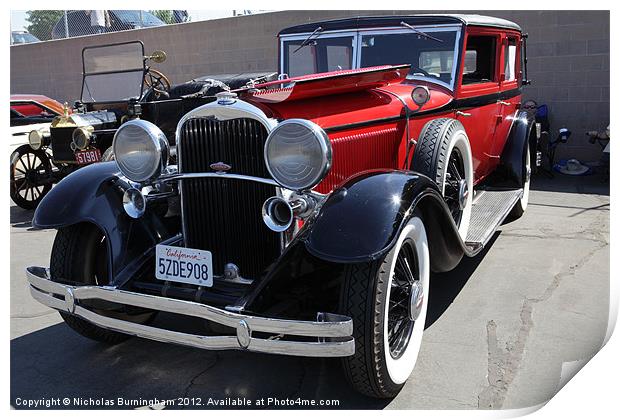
[144,68,171,100]
[410,68,432,78]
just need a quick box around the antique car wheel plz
[339,217,429,398]
[10,145,53,210]
[50,223,157,344]
[411,118,473,240]
[509,141,531,219]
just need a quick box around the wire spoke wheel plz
[387,240,419,359]
[444,148,465,226]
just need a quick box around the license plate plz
[155,245,213,287]
[75,149,101,165]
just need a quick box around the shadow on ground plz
[10,205,35,229]
[530,171,610,196]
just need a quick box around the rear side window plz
[504,38,518,82]
[462,35,497,85]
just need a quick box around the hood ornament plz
[216,91,237,105]
[210,162,232,173]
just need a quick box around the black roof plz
[278,14,521,36]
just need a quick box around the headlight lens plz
[113,120,168,182]
[28,130,44,150]
[411,86,430,106]
[72,126,93,150]
[264,119,332,191]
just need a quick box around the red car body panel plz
[10,94,67,116]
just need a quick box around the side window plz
[462,35,497,85]
[504,38,518,82]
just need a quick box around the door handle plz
[456,111,471,117]
[497,100,511,106]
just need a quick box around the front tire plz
[51,224,156,344]
[411,118,473,240]
[339,217,430,398]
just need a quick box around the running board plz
[464,189,523,253]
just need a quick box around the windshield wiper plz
[293,26,323,53]
[400,21,444,43]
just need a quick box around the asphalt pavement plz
[10,172,610,410]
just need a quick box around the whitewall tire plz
[339,216,430,398]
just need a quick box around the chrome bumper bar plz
[25,266,354,357]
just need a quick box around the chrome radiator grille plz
[179,117,280,279]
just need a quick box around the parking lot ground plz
[10,172,610,410]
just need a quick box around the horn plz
[261,197,294,232]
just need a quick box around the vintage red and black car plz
[26,15,536,398]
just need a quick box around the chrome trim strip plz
[159,172,280,187]
[26,266,354,358]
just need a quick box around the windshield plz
[282,26,462,89]
[283,36,354,77]
[81,41,145,103]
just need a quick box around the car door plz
[454,28,502,183]
[491,33,523,162]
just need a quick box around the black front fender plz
[33,162,173,285]
[303,170,467,272]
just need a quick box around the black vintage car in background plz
[10,40,278,209]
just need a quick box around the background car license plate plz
[155,245,213,287]
[75,149,101,165]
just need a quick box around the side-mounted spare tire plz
[411,118,473,240]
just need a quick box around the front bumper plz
[26,266,354,357]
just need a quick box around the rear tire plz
[509,141,531,219]
[411,118,473,240]
[50,224,156,344]
[339,217,430,398]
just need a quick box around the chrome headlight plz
[28,129,45,150]
[113,120,168,182]
[264,119,332,191]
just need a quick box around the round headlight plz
[28,130,43,150]
[72,126,93,150]
[411,86,431,107]
[264,119,332,191]
[113,120,168,182]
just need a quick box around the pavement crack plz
[181,353,219,402]
[478,239,608,409]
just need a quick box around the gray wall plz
[11,10,609,161]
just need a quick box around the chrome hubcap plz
[408,280,424,321]
[458,179,469,210]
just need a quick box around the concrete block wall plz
[11,10,609,161]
